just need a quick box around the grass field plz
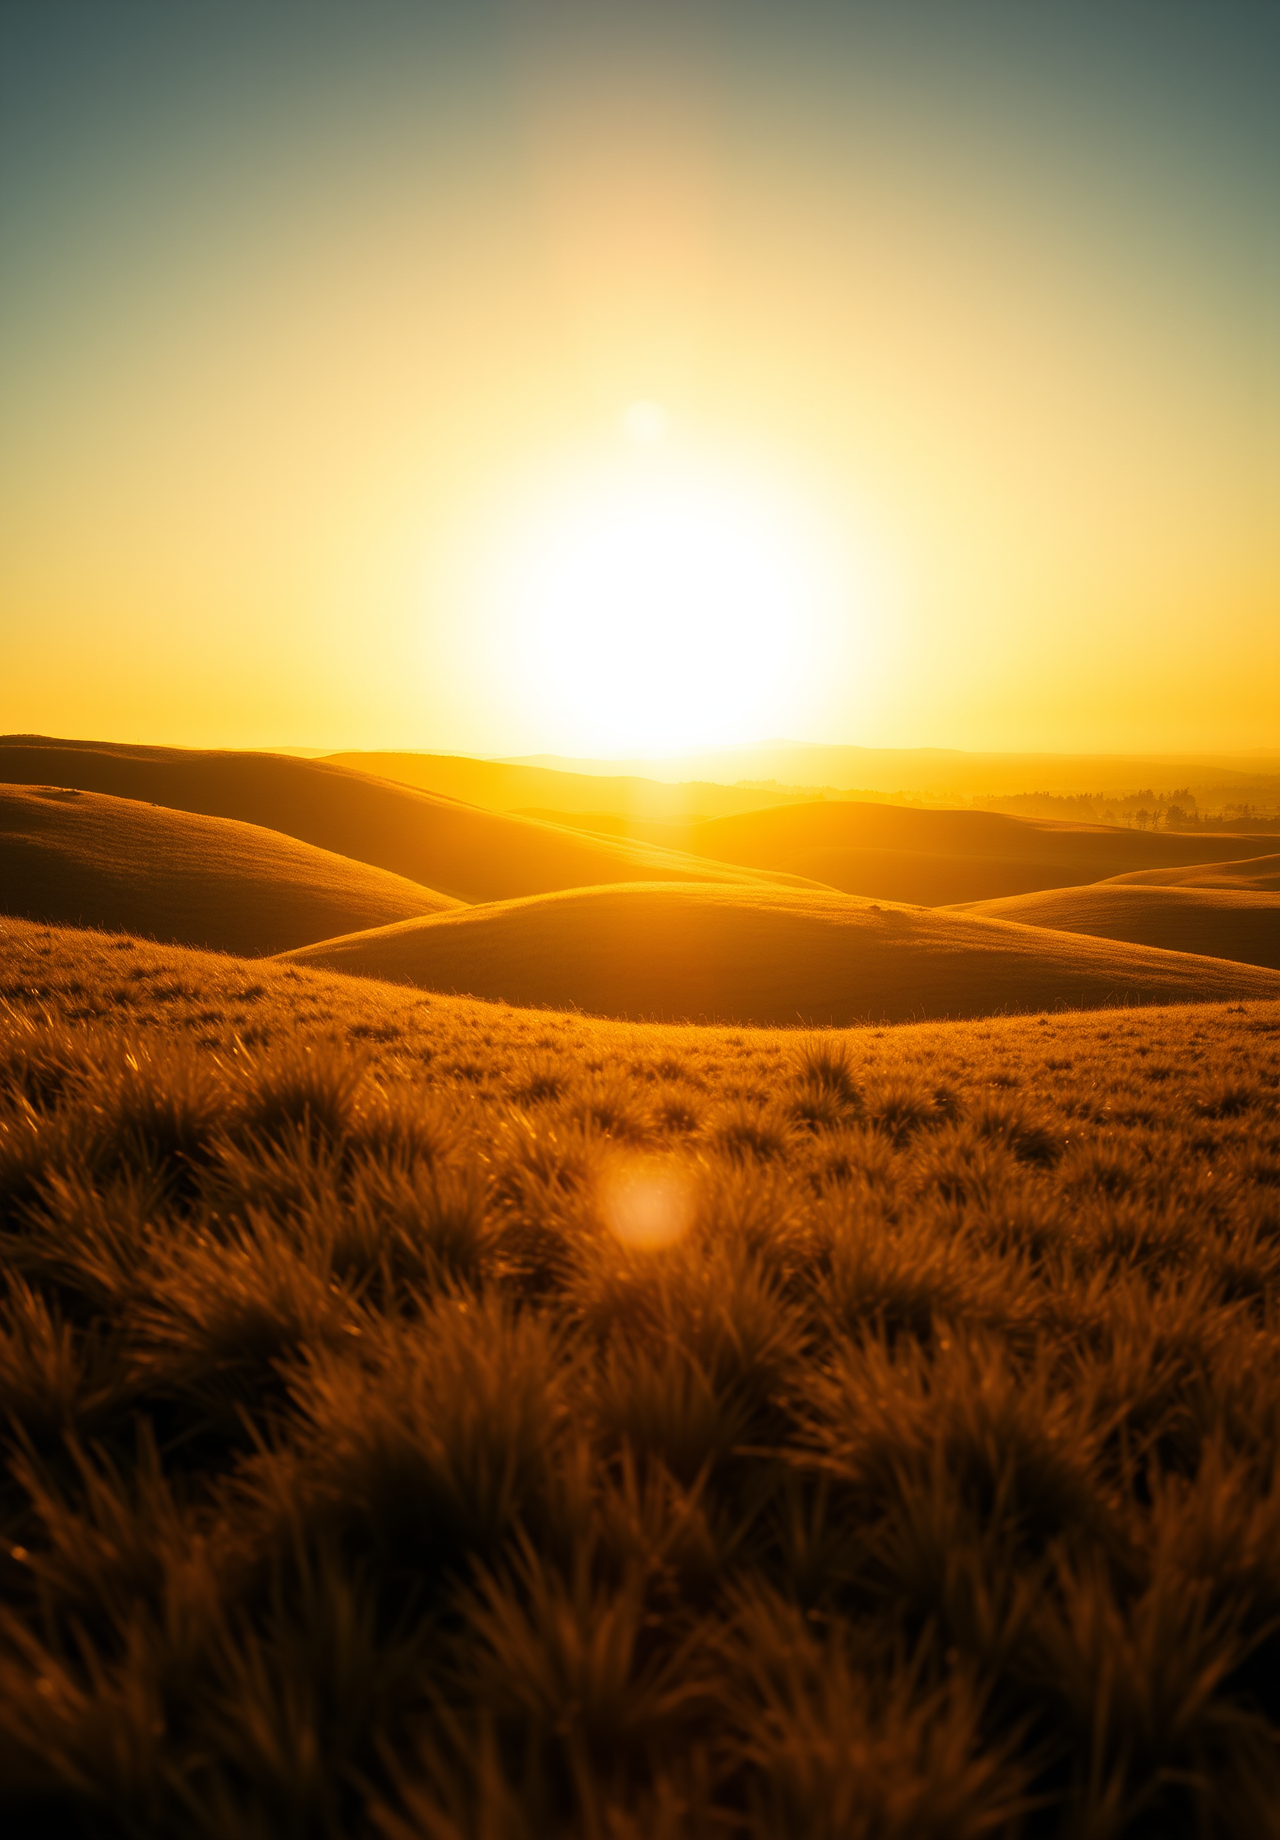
[2,915,1279,1837]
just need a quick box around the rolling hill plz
[276,880,1280,1025]
[533,800,1280,905]
[1104,852,1280,891]
[0,783,458,955]
[323,750,814,821]
[0,736,822,905]
[509,740,1280,805]
[958,883,1280,971]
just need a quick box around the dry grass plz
[1,916,1279,1837]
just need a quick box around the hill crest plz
[276,879,1280,1026]
[0,781,457,955]
[0,736,826,905]
[529,799,1280,906]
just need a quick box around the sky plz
[0,0,1276,757]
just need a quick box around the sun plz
[474,417,843,754]
[527,473,802,751]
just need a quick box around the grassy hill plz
[0,913,1278,1836]
[539,801,1280,904]
[0,737,822,905]
[1106,852,1280,891]
[960,884,1280,971]
[323,750,814,821]
[277,881,1280,1024]
[0,783,456,955]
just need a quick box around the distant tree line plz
[975,789,1280,832]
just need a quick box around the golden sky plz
[1,2,1276,756]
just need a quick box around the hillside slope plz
[956,883,1280,970]
[277,880,1280,1025]
[0,737,823,904]
[0,783,458,955]
[542,801,1280,904]
[1104,853,1280,891]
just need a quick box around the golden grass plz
[0,784,457,955]
[0,738,825,905]
[0,917,1279,1833]
[959,885,1280,971]
[276,881,1280,1026]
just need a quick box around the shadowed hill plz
[958,883,1280,971]
[1104,853,1280,892]
[0,783,458,955]
[539,801,1280,905]
[0,736,823,904]
[277,881,1280,1025]
[323,750,813,821]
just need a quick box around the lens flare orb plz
[598,1155,696,1251]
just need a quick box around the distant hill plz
[1104,854,1280,892]
[322,751,814,820]
[0,783,456,955]
[508,742,1280,804]
[530,801,1280,906]
[0,737,825,905]
[958,884,1280,972]
[276,881,1280,1025]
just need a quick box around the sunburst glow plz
[473,432,849,752]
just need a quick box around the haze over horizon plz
[2,1,1276,759]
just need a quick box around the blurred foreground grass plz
[1,917,1279,1838]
